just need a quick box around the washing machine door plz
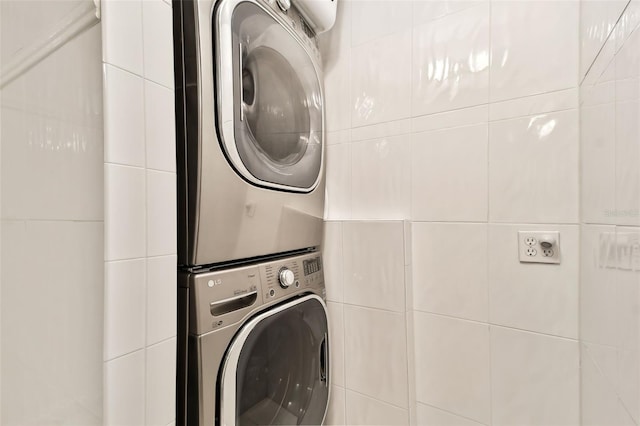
[216,0,324,192]
[220,295,329,426]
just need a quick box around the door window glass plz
[229,3,323,189]
[234,298,328,425]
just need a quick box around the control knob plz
[278,268,295,288]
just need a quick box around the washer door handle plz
[209,291,258,316]
[319,333,328,384]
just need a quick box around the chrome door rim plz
[219,293,330,426]
[214,0,325,193]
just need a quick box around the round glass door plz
[221,296,329,426]
[219,1,323,191]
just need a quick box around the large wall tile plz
[142,0,174,88]
[412,3,489,116]
[105,259,146,360]
[325,386,346,426]
[491,326,579,426]
[319,0,351,132]
[324,142,351,220]
[145,81,176,173]
[146,170,177,257]
[343,221,406,312]
[581,342,635,426]
[412,223,488,322]
[101,0,144,74]
[323,221,344,302]
[416,403,485,426]
[413,312,490,424]
[0,25,103,222]
[344,306,408,408]
[351,30,411,127]
[615,98,640,226]
[488,224,579,338]
[489,109,579,224]
[489,88,578,122]
[351,0,412,47]
[1,221,103,424]
[146,255,178,346]
[580,0,629,79]
[581,102,616,224]
[580,225,618,347]
[412,124,488,222]
[345,391,409,426]
[412,0,485,27]
[489,0,579,101]
[327,302,345,387]
[104,350,146,426]
[104,65,145,167]
[351,134,411,220]
[105,164,146,261]
[146,338,176,426]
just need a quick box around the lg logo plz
[207,279,223,288]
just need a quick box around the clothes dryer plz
[175,0,326,268]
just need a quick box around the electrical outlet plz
[518,231,561,264]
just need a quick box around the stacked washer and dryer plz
[173,0,336,425]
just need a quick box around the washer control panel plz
[188,252,325,335]
[262,253,324,302]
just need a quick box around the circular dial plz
[278,268,295,288]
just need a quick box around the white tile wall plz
[105,164,146,261]
[101,0,176,424]
[413,313,490,424]
[1,20,104,424]
[327,301,345,387]
[104,65,146,167]
[489,109,579,224]
[351,134,411,220]
[580,4,640,425]
[343,221,406,312]
[489,0,579,102]
[490,327,580,426]
[412,223,488,322]
[344,305,409,408]
[321,0,585,424]
[104,259,146,360]
[412,123,488,222]
[412,2,490,116]
[146,338,177,426]
[488,224,580,339]
[345,390,410,426]
[415,403,486,426]
[325,385,346,425]
[351,30,412,127]
[104,350,146,426]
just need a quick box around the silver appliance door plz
[217,0,324,191]
[220,295,329,426]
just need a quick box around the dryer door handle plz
[319,333,328,384]
[238,43,245,122]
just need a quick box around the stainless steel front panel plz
[175,0,325,267]
[178,252,328,426]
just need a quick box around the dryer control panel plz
[188,252,325,335]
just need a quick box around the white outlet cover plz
[518,231,561,264]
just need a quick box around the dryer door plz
[220,295,329,426]
[216,0,324,192]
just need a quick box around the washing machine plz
[178,252,329,426]
[174,0,327,268]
